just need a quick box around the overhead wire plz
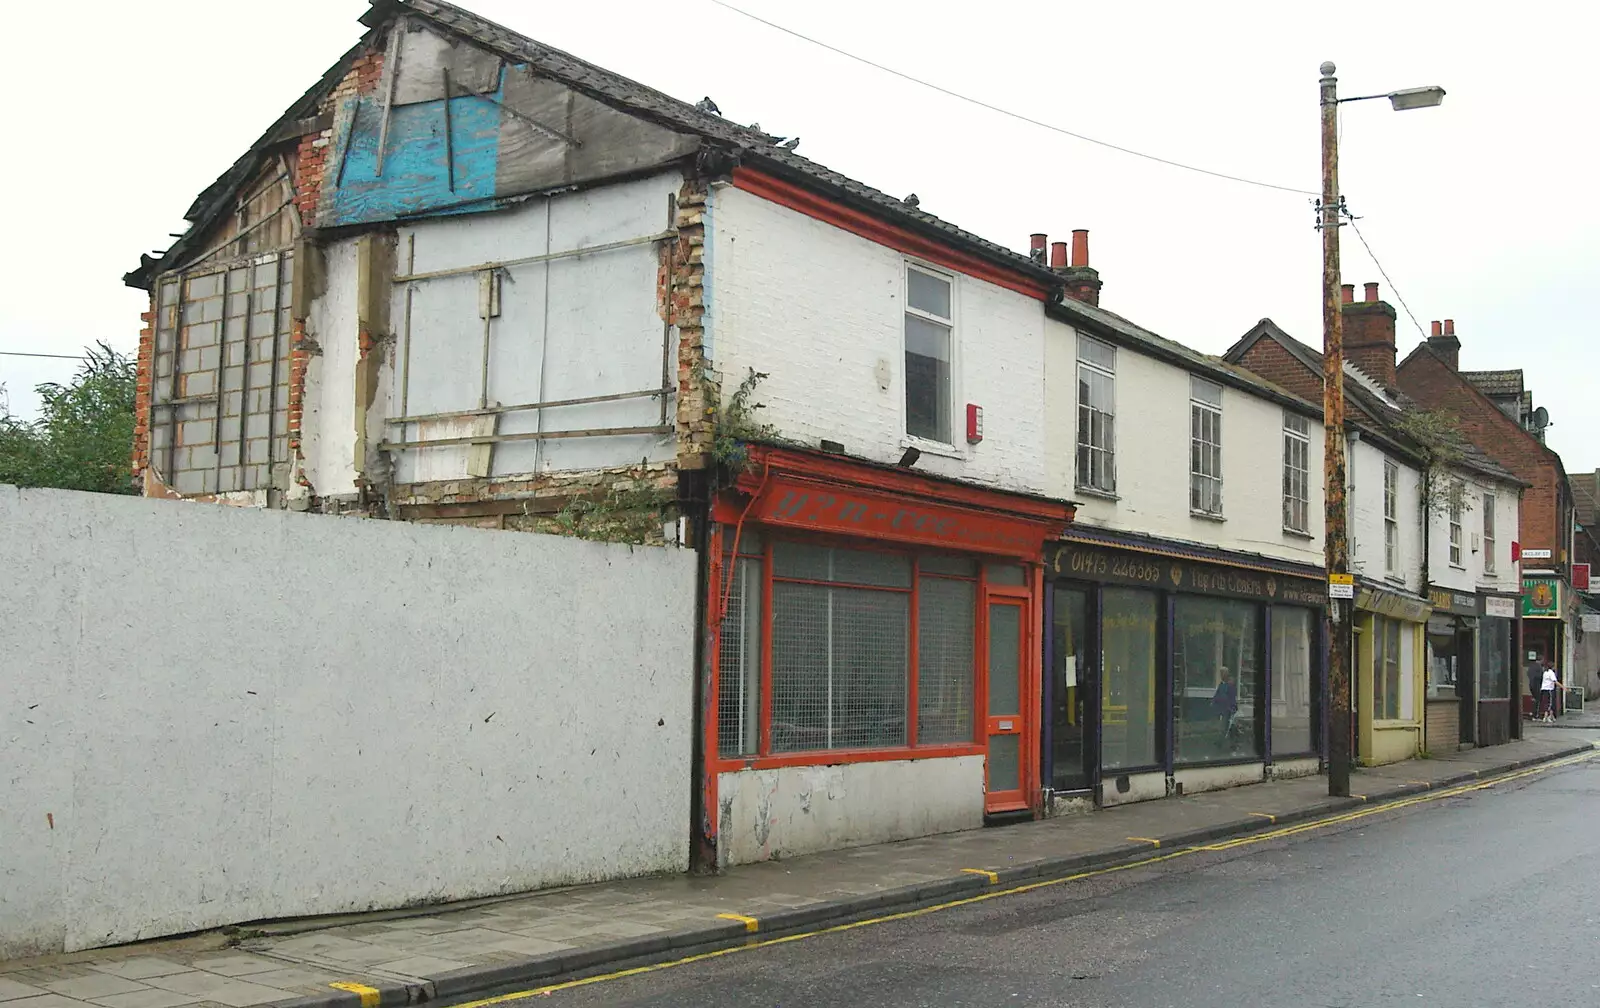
[1348,219,1429,342]
[705,0,1318,196]
[0,351,85,361]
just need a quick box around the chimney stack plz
[1427,317,1461,370]
[1029,233,1047,264]
[1341,284,1355,304]
[1340,279,1398,387]
[1055,229,1102,307]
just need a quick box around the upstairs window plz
[905,267,953,443]
[1283,412,1311,533]
[1189,377,1223,516]
[1483,493,1497,574]
[1384,459,1400,575]
[1449,486,1465,567]
[1076,336,1116,492]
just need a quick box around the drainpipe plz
[681,467,717,873]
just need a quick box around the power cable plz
[0,351,85,361]
[706,0,1318,196]
[1348,219,1429,342]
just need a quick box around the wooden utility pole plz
[1320,61,1352,797]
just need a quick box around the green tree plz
[0,343,138,494]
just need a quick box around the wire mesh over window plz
[717,552,764,758]
[771,582,909,752]
[917,577,976,743]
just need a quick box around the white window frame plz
[1383,459,1400,576]
[1189,377,1223,516]
[1075,336,1117,494]
[1483,493,1497,574]
[1449,484,1465,568]
[903,264,957,448]
[1283,412,1310,533]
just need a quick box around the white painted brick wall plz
[1043,318,1325,568]
[1428,469,1524,595]
[707,185,1048,495]
[1350,438,1424,591]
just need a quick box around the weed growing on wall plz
[1394,409,1471,517]
[711,367,778,472]
[550,484,676,545]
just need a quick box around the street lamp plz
[1319,62,1445,799]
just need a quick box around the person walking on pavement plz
[1527,653,1545,720]
[1539,659,1563,723]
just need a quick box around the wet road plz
[488,754,1600,1007]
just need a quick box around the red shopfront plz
[704,446,1073,867]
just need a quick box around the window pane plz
[1101,588,1159,770]
[771,583,909,752]
[907,269,951,318]
[1479,615,1512,699]
[987,603,1022,716]
[917,577,975,743]
[1078,335,1115,371]
[773,542,911,588]
[985,564,1026,586]
[921,554,978,577]
[717,556,763,758]
[905,315,952,443]
[1271,608,1315,755]
[1191,376,1222,406]
[1174,597,1261,764]
[1051,588,1091,791]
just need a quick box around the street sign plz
[1328,573,1355,599]
[1522,548,1553,561]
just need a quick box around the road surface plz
[477,754,1600,1007]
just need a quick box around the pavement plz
[3,725,1595,1008]
[545,727,1600,1007]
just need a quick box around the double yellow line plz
[430,747,1598,1005]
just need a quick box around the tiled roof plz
[1462,369,1524,397]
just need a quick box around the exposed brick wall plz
[286,319,311,488]
[132,302,156,479]
[1425,699,1459,754]
[1237,340,1323,404]
[292,51,384,228]
[670,178,714,469]
[1398,348,1560,552]
[390,463,679,541]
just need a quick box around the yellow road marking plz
[1350,794,1368,801]
[449,750,1596,1007]
[329,983,381,1008]
[1247,812,1276,823]
[961,868,1000,884]
[1126,836,1160,848]
[716,913,759,932]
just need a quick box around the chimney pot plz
[1029,233,1047,264]
[1341,284,1355,304]
[1070,229,1090,268]
[1443,319,1455,337]
[1049,242,1068,269]
[1364,282,1380,302]
[1431,320,1442,338]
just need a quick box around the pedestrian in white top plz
[1539,659,1563,723]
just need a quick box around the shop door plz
[1050,587,1094,792]
[1457,628,1477,744]
[985,599,1029,812]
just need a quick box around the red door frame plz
[981,579,1035,813]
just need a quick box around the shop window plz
[1374,616,1407,720]
[1383,459,1400,575]
[1283,412,1310,533]
[1271,607,1315,756]
[1483,494,1496,574]
[905,267,953,443]
[1076,336,1117,493]
[1449,487,1464,567]
[1174,597,1261,763]
[1101,587,1158,770]
[1189,377,1223,516]
[718,537,982,759]
[1479,615,1512,699]
[1425,617,1459,700]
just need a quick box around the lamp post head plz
[1388,86,1446,111]
[1320,61,1337,77]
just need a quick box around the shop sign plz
[1329,573,1355,600]
[1427,586,1482,617]
[757,482,1044,556]
[1046,541,1324,606]
[1355,585,1433,623]
[1523,577,1563,619]
[1484,597,1518,619]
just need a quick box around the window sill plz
[1282,527,1315,541]
[1074,485,1119,502]
[1384,575,1407,587]
[1190,510,1226,523]
[900,435,964,461]
[1372,720,1420,731]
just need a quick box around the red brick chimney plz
[1427,317,1461,370]
[1341,279,1398,387]
[1056,229,1101,307]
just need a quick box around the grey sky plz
[4,0,1592,472]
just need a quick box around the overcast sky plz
[3,0,1593,472]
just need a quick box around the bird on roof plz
[779,137,800,150]
[903,194,920,208]
[695,96,720,114]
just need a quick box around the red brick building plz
[1396,324,1587,699]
